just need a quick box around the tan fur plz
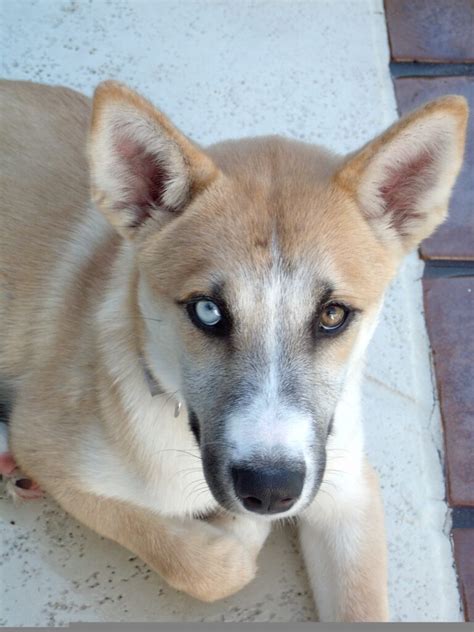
[332,462,389,622]
[89,80,219,238]
[137,137,396,375]
[0,79,468,618]
[0,80,257,601]
[336,96,468,253]
[339,463,389,622]
[50,487,258,603]
[91,80,218,194]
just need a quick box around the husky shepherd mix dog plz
[0,80,468,621]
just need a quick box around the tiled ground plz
[423,277,474,507]
[0,0,467,624]
[384,0,474,63]
[453,529,474,621]
[386,0,474,621]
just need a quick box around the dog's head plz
[89,82,467,517]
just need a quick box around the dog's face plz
[136,141,395,516]
[89,82,467,516]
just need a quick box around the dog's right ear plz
[88,81,218,239]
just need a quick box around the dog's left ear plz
[88,81,218,239]
[335,96,468,254]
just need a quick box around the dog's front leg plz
[53,488,262,603]
[298,459,389,622]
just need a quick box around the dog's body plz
[0,80,467,621]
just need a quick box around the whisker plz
[101,316,164,325]
[320,479,339,491]
[326,448,351,454]
[193,487,214,503]
[151,448,202,461]
[324,468,349,476]
[183,484,207,505]
[315,487,337,509]
[185,484,211,506]
[182,477,208,495]
[167,467,204,485]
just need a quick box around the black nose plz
[231,465,305,515]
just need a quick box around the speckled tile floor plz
[0,0,464,624]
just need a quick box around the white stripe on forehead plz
[226,232,315,460]
[262,231,281,410]
[233,232,320,329]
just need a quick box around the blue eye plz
[194,300,222,326]
[184,296,231,337]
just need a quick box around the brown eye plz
[319,303,348,332]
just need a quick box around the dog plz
[0,79,467,621]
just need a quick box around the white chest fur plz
[78,390,217,519]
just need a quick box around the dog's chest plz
[77,398,218,518]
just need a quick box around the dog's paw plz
[195,534,257,602]
[4,474,43,501]
[0,424,43,501]
[165,524,258,602]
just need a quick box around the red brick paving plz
[394,76,474,261]
[386,0,474,621]
[385,0,474,63]
[423,277,474,507]
[453,530,474,621]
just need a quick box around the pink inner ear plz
[379,149,436,235]
[115,136,169,227]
